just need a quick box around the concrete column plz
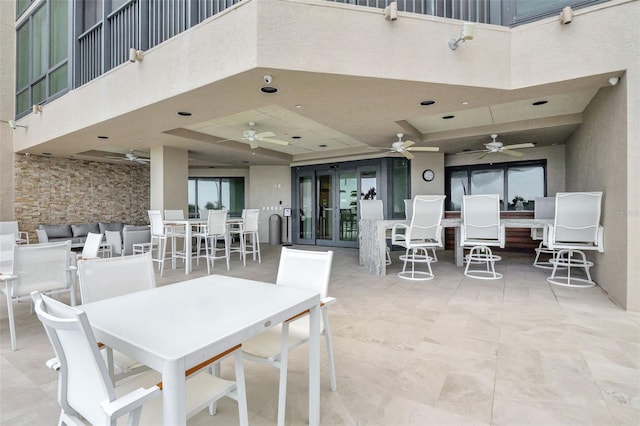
[149,146,189,215]
[0,0,16,220]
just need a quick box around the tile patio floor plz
[1,245,638,425]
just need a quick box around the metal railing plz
[330,0,491,22]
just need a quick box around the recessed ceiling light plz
[291,136,301,140]
[461,101,469,105]
[442,115,455,119]
[177,111,192,116]
[420,100,436,106]
[295,105,303,109]
[260,86,278,94]
[532,100,548,106]
[97,135,109,139]
[319,144,328,148]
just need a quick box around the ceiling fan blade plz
[408,146,439,152]
[503,143,535,150]
[400,150,414,160]
[255,131,275,139]
[477,152,491,160]
[501,149,524,157]
[104,155,126,160]
[249,141,259,150]
[402,140,415,149]
[457,149,486,155]
[260,137,289,146]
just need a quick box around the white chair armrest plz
[18,231,29,244]
[321,296,336,307]
[597,225,605,252]
[0,274,17,281]
[391,223,408,242]
[46,357,61,371]
[101,385,161,420]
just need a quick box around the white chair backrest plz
[243,209,260,233]
[359,199,384,220]
[164,209,184,220]
[199,208,209,219]
[81,232,103,259]
[553,192,603,243]
[276,247,333,298]
[404,199,413,221]
[77,253,156,303]
[31,292,118,425]
[462,194,501,240]
[531,196,556,240]
[0,233,15,273]
[148,210,165,236]
[0,221,20,241]
[534,197,556,219]
[11,241,71,297]
[104,230,123,256]
[407,195,445,241]
[207,209,228,235]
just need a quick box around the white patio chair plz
[0,233,14,274]
[0,240,76,351]
[194,209,230,273]
[148,210,186,275]
[404,197,439,262]
[0,220,29,244]
[77,232,103,260]
[32,291,249,426]
[242,247,336,426]
[461,194,505,280]
[164,209,187,257]
[392,195,445,280]
[359,199,392,265]
[230,209,261,266]
[77,253,156,381]
[531,196,559,268]
[105,230,123,256]
[545,192,604,287]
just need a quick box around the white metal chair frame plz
[0,221,29,245]
[32,291,249,426]
[194,209,230,273]
[544,192,604,288]
[360,199,392,265]
[531,196,563,269]
[241,247,336,426]
[404,197,439,263]
[147,210,187,276]
[0,240,76,351]
[392,195,445,280]
[461,194,506,280]
[230,209,261,266]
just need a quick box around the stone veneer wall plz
[14,155,150,241]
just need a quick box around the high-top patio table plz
[360,217,553,275]
[81,274,321,426]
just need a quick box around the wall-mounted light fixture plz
[32,104,42,114]
[384,1,398,21]
[129,48,144,62]
[608,77,620,86]
[560,6,573,24]
[449,23,475,50]
[8,120,28,130]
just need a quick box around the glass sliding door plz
[316,172,334,242]
[338,172,358,242]
[297,172,314,243]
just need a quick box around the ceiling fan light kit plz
[387,133,439,160]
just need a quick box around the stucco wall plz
[14,155,150,241]
[0,0,15,220]
[249,165,292,242]
[565,80,634,310]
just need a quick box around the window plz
[391,158,410,219]
[188,177,245,218]
[15,0,70,117]
[446,160,546,211]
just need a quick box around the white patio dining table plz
[81,274,321,426]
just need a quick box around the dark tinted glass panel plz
[49,63,67,96]
[50,0,68,65]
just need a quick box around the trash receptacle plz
[269,214,282,245]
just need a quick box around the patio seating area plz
[1,244,638,425]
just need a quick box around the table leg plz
[185,224,192,274]
[308,303,320,426]
[162,358,187,425]
[455,227,463,267]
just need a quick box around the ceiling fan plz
[105,149,150,164]
[387,133,439,159]
[459,134,535,159]
[220,122,289,149]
